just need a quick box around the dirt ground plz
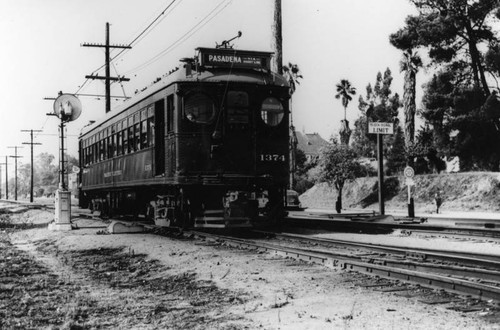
[2,207,500,329]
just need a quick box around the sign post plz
[404,166,415,218]
[368,122,394,215]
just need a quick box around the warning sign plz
[368,122,394,135]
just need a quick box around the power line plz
[75,0,181,95]
[83,23,131,113]
[125,0,233,76]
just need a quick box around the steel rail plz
[285,214,500,239]
[265,231,500,267]
[191,230,500,302]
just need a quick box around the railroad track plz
[7,201,500,302]
[286,211,500,241]
[189,229,500,302]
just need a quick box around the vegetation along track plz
[190,229,500,302]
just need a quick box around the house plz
[295,131,329,163]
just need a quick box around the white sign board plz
[368,122,394,135]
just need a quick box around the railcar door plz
[223,90,253,173]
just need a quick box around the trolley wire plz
[74,0,182,95]
[123,0,233,76]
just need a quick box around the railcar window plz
[227,91,249,124]
[99,140,104,161]
[184,93,215,124]
[148,116,155,145]
[167,95,174,132]
[260,97,284,126]
[128,126,134,152]
[123,129,128,154]
[117,131,122,156]
[135,123,141,150]
[141,120,148,149]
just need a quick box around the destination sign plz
[368,122,394,135]
[197,47,272,70]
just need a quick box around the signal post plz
[47,93,82,231]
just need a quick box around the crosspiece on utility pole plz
[8,146,23,201]
[22,129,42,203]
[82,22,131,114]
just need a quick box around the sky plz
[0,0,418,174]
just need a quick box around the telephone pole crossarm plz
[82,22,131,114]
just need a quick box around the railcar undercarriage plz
[83,184,285,229]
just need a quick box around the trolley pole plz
[22,130,42,202]
[8,146,23,201]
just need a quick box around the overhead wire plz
[124,0,233,76]
[74,0,182,95]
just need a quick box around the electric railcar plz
[78,47,290,228]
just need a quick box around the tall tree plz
[390,20,423,163]
[399,51,422,155]
[405,0,500,96]
[352,69,404,174]
[335,79,356,145]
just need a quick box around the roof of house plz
[295,131,329,156]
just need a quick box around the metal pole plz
[377,134,385,215]
[60,117,66,190]
[105,22,111,113]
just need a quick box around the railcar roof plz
[79,66,289,137]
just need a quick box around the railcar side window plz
[166,95,174,132]
[227,91,249,124]
[116,131,122,156]
[123,129,128,154]
[260,97,284,127]
[128,126,134,153]
[135,123,141,151]
[141,120,148,149]
[184,93,215,124]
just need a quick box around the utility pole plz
[3,156,7,199]
[22,130,42,202]
[272,0,283,75]
[82,22,131,113]
[0,157,6,199]
[8,146,23,201]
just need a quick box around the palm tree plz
[283,63,302,96]
[335,79,356,145]
[400,50,422,165]
[283,63,303,189]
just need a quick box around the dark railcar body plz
[79,47,290,228]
